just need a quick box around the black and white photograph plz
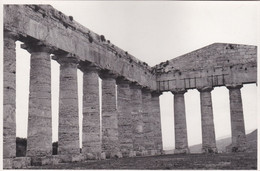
[1,1,259,170]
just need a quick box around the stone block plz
[3,158,13,169]
[71,154,85,162]
[100,152,106,160]
[13,157,31,169]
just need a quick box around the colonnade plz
[171,85,247,154]
[3,31,163,165]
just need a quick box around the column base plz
[4,157,31,169]
[202,147,218,154]
[226,144,247,153]
[85,152,101,160]
[174,148,190,154]
[101,151,123,159]
[58,154,85,163]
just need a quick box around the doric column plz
[80,64,101,159]
[100,72,121,158]
[3,31,18,159]
[116,78,135,157]
[151,91,163,154]
[172,90,190,154]
[198,87,217,153]
[21,42,53,157]
[227,85,247,152]
[56,55,80,155]
[130,84,145,156]
[142,88,155,155]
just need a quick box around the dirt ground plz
[28,152,257,170]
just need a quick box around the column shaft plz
[58,57,79,155]
[82,68,101,158]
[130,85,145,155]
[228,85,247,152]
[200,89,217,153]
[173,91,189,154]
[117,80,134,157]
[101,75,121,158]
[22,43,52,157]
[142,89,155,154]
[3,31,17,158]
[151,92,163,154]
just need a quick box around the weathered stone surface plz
[117,79,134,157]
[100,73,121,158]
[199,87,217,153]
[142,89,155,152]
[3,31,17,159]
[3,158,13,169]
[172,90,190,154]
[22,43,53,157]
[130,84,145,153]
[13,157,31,169]
[151,92,163,153]
[81,66,101,158]
[57,56,80,155]
[227,85,247,152]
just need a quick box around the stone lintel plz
[198,86,214,92]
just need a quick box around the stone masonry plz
[3,4,257,168]
[81,64,101,159]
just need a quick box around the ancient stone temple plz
[3,5,257,169]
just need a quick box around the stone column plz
[57,55,80,157]
[198,87,217,153]
[130,84,145,156]
[172,90,190,154]
[3,31,18,160]
[116,78,135,157]
[142,88,155,155]
[21,42,53,157]
[227,85,247,152]
[80,64,101,159]
[100,72,121,159]
[151,91,163,154]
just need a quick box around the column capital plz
[21,41,56,53]
[151,91,162,97]
[116,76,131,85]
[226,84,243,90]
[4,30,19,40]
[141,87,152,94]
[171,89,187,95]
[130,82,142,89]
[54,53,79,66]
[198,86,214,92]
[78,61,100,73]
[99,70,118,79]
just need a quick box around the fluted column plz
[142,88,155,155]
[199,87,217,153]
[117,78,135,157]
[172,90,190,154]
[227,85,247,152]
[80,64,101,159]
[100,72,121,158]
[21,42,53,157]
[57,55,80,155]
[151,91,163,154]
[3,31,18,159]
[130,84,145,156]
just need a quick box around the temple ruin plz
[3,5,257,168]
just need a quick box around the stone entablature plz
[155,43,257,92]
[4,5,156,90]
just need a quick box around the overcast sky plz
[4,1,258,150]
